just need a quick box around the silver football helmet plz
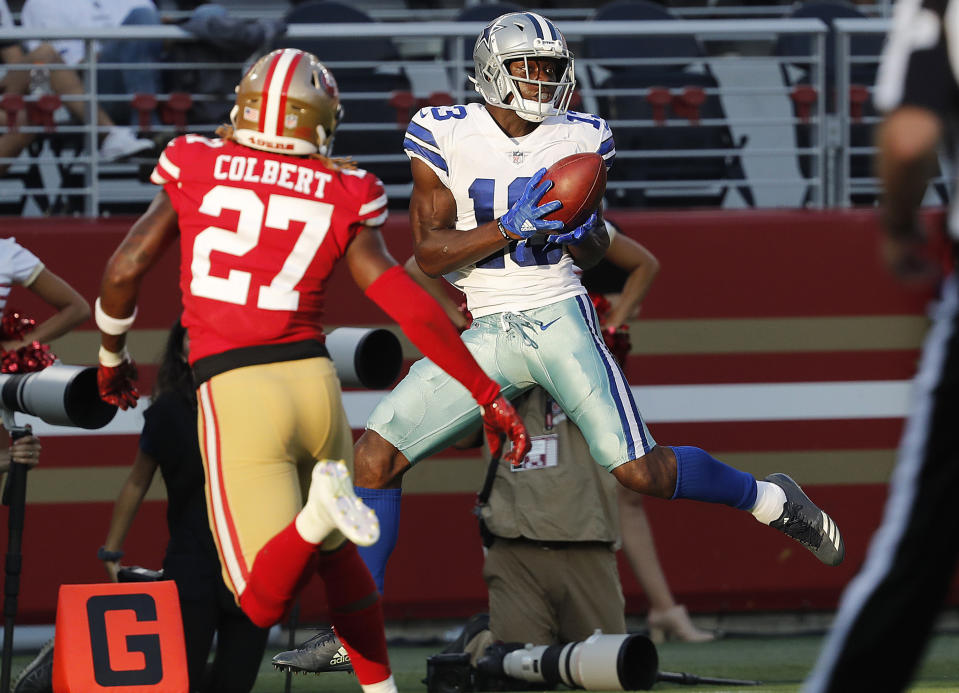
[471,12,575,123]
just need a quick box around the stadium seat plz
[272,0,413,192]
[586,0,705,75]
[596,68,752,208]
[775,0,885,204]
[585,1,751,208]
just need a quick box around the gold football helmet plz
[231,48,343,156]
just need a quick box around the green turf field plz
[257,633,959,692]
[9,632,958,691]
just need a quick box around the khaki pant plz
[466,537,625,660]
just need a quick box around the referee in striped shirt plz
[804,2,959,691]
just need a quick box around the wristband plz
[95,298,137,336]
[496,219,513,240]
[98,345,129,368]
[97,546,124,562]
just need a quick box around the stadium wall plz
[4,208,956,624]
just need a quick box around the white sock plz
[361,674,397,693]
[295,504,332,545]
[750,481,787,525]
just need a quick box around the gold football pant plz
[195,357,353,599]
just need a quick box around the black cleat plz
[13,638,54,693]
[766,473,845,566]
[272,627,353,674]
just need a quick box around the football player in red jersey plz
[94,48,529,693]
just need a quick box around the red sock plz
[239,521,317,628]
[318,543,391,685]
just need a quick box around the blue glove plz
[547,211,601,246]
[499,168,564,239]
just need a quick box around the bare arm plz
[101,449,159,582]
[2,268,90,351]
[875,106,942,283]
[402,255,468,330]
[601,230,660,327]
[877,106,942,237]
[409,158,512,277]
[99,191,179,354]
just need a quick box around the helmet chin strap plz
[316,125,329,155]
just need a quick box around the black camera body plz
[426,653,474,693]
[426,644,549,693]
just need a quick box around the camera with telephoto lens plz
[427,633,659,693]
[326,327,402,389]
[0,363,117,429]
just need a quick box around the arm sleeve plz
[365,265,500,406]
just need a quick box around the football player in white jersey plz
[351,11,846,596]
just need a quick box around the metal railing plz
[0,19,841,216]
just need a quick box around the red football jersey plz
[150,135,388,362]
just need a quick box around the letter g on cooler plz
[52,582,188,692]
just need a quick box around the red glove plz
[603,325,631,369]
[481,395,531,468]
[97,358,139,409]
[457,302,474,333]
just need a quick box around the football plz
[539,152,607,230]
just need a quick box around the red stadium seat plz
[1,93,25,131]
[645,87,671,125]
[28,94,62,133]
[161,92,193,131]
[790,84,818,124]
[131,93,159,133]
[673,86,707,125]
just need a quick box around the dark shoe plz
[272,627,353,674]
[13,638,54,693]
[766,473,845,566]
[442,613,490,654]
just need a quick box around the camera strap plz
[474,447,501,548]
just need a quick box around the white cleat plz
[306,460,380,547]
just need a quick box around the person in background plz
[450,222,713,652]
[0,233,87,502]
[100,319,269,692]
[0,236,90,352]
[584,221,714,643]
[0,0,154,170]
[19,0,163,128]
[0,235,86,693]
[803,1,959,690]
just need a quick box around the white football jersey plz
[404,103,616,318]
[0,237,44,314]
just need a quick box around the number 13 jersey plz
[150,134,388,362]
[403,103,615,318]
